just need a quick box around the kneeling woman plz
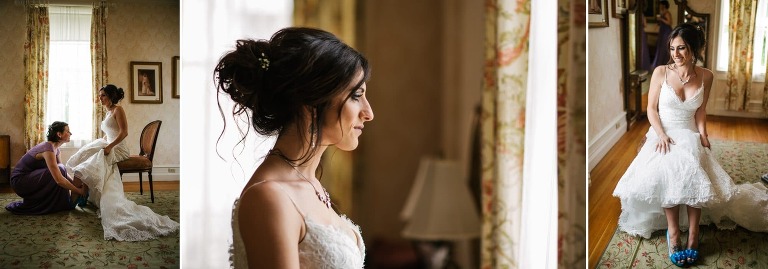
[5,122,86,214]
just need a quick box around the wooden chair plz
[117,120,162,203]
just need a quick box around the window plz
[47,6,93,145]
[717,0,768,81]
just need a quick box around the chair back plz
[139,120,162,161]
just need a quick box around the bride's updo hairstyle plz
[667,23,706,65]
[101,84,125,104]
[214,27,371,163]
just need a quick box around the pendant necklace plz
[270,150,332,209]
[673,64,696,86]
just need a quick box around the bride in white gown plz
[613,24,768,267]
[66,85,179,241]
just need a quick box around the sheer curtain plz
[480,0,560,268]
[47,6,93,145]
[23,5,50,150]
[181,0,291,268]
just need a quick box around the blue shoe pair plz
[667,230,687,267]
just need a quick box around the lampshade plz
[401,157,481,240]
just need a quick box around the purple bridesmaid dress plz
[5,142,73,215]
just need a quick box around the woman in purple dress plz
[652,0,673,68]
[5,122,87,214]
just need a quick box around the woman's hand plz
[656,134,675,154]
[75,186,86,196]
[700,134,711,149]
[104,145,112,155]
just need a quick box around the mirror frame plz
[674,0,710,68]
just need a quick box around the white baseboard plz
[588,113,628,171]
[2,165,180,183]
[119,166,179,182]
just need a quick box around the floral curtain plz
[91,3,108,139]
[725,0,757,111]
[294,0,358,213]
[23,6,50,150]
[480,0,529,268]
[557,0,586,268]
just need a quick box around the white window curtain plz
[181,0,292,268]
[520,0,558,266]
[47,6,93,146]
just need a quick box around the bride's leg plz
[71,176,89,206]
[664,206,682,245]
[686,206,701,249]
[665,205,687,265]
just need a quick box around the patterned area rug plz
[0,191,179,269]
[597,140,768,268]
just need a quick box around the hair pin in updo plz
[258,53,270,70]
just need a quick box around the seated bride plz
[66,84,179,241]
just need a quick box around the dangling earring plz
[310,122,316,148]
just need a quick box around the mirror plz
[675,0,710,68]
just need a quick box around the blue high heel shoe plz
[684,230,703,265]
[76,189,89,208]
[667,230,687,267]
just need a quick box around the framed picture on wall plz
[589,0,609,28]
[172,56,180,99]
[130,61,163,104]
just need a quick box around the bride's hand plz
[104,146,112,155]
[656,134,675,154]
[700,134,711,149]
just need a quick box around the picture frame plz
[612,0,627,18]
[589,0,609,28]
[130,61,163,104]
[172,56,180,99]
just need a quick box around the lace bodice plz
[231,194,366,268]
[102,110,122,143]
[657,80,703,132]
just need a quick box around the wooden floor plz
[0,181,180,194]
[588,115,768,268]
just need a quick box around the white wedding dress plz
[230,182,365,268]
[613,73,768,238]
[66,110,179,241]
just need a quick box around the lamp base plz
[412,241,461,269]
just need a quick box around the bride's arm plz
[695,68,714,148]
[647,65,673,154]
[104,106,128,155]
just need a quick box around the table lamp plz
[401,157,481,268]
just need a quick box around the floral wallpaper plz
[0,2,29,181]
[105,0,179,167]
